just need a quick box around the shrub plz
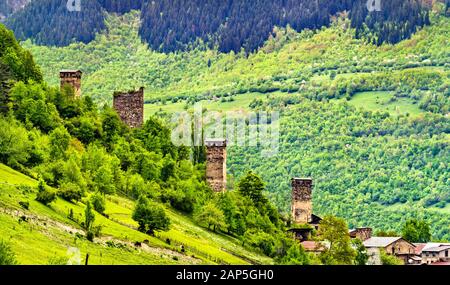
[18,201,29,210]
[132,196,170,235]
[35,179,56,205]
[0,240,18,265]
[58,182,83,202]
[91,192,106,214]
[380,250,403,265]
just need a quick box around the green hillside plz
[25,9,448,115]
[21,7,450,241]
[0,163,271,265]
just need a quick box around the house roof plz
[310,214,322,224]
[349,227,372,234]
[60,69,82,73]
[363,237,404,248]
[300,241,327,252]
[413,243,427,255]
[429,261,450,266]
[292,177,313,181]
[423,246,450,253]
[422,243,450,251]
[205,138,227,147]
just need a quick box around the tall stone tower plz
[113,87,144,128]
[205,139,227,193]
[291,178,313,224]
[60,70,82,98]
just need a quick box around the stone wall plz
[205,139,227,193]
[113,87,144,128]
[350,228,373,241]
[385,239,416,264]
[60,70,82,98]
[291,178,313,224]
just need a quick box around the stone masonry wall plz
[206,140,227,193]
[291,178,313,224]
[113,87,144,128]
[60,70,82,98]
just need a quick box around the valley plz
[19,8,450,240]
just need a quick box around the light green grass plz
[0,164,36,186]
[336,91,423,116]
[105,195,272,265]
[430,203,450,215]
[145,92,283,120]
[0,163,272,264]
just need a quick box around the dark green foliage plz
[243,229,276,257]
[83,201,99,242]
[49,126,70,159]
[58,182,83,203]
[277,244,310,265]
[317,216,356,265]
[194,201,226,232]
[4,1,430,53]
[376,230,400,237]
[140,0,429,53]
[91,192,106,214]
[237,171,268,208]
[18,201,29,210]
[132,195,170,235]
[351,0,430,45]
[380,249,403,265]
[35,179,56,205]
[5,0,106,47]
[101,107,124,149]
[0,116,31,167]
[9,82,61,132]
[229,98,450,240]
[0,23,42,85]
[352,239,369,265]
[0,240,18,265]
[401,219,432,243]
[97,0,144,13]
[136,116,176,157]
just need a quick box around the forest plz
[5,0,434,52]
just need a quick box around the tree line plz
[5,0,433,53]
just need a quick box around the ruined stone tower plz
[113,87,144,128]
[205,139,227,193]
[291,178,313,224]
[60,70,82,98]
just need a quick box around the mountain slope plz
[6,0,432,52]
[24,10,449,110]
[0,0,31,21]
[0,163,272,264]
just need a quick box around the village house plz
[363,237,417,265]
[349,227,373,242]
[300,241,329,253]
[420,243,450,265]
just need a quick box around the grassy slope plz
[333,91,423,117]
[0,164,271,265]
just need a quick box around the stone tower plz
[60,70,82,98]
[205,139,227,193]
[113,87,144,128]
[291,178,313,224]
